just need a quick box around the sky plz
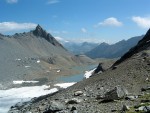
[0,0,150,43]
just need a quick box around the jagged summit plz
[33,25,65,48]
[33,24,51,38]
[113,28,150,66]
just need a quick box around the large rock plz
[45,101,65,112]
[137,106,150,112]
[66,98,83,104]
[74,91,83,96]
[104,86,128,100]
[94,63,104,74]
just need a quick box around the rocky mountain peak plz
[33,24,48,38]
[32,24,66,49]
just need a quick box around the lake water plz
[0,64,98,113]
[58,64,97,82]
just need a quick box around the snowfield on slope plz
[84,68,96,79]
[13,80,39,84]
[54,82,76,88]
[0,82,75,113]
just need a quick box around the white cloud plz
[81,28,87,33]
[55,36,63,41]
[6,0,18,4]
[47,0,60,4]
[95,17,123,27]
[0,22,37,33]
[55,36,69,43]
[132,16,150,29]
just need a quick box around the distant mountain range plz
[85,35,144,58]
[63,42,99,55]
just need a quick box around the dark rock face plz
[33,25,49,38]
[113,29,150,66]
[74,91,83,96]
[94,63,104,74]
[33,25,65,48]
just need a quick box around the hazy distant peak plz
[99,42,109,46]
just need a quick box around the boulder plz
[46,101,65,112]
[74,91,83,96]
[143,106,150,112]
[72,110,78,113]
[94,63,104,74]
[141,87,150,91]
[125,96,138,100]
[104,86,128,100]
[122,104,130,111]
[66,98,83,104]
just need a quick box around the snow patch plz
[54,82,76,88]
[57,70,61,73]
[0,85,58,113]
[15,59,21,61]
[84,68,96,79]
[25,66,31,68]
[13,80,39,84]
[37,60,40,63]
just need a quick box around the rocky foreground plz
[8,29,150,113]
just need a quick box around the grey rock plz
[94,63,104,74]
[104,86,128,100]
[125,95,138,100]
[47,101,65,112]
[72,110,78,113]
[55,110,69,113]
[66,98,83,104]
[144,106,150,112]
[71,106,76,111]
[122,104,130,111]
[138,106,145,111]
[141,87,150,91]
[141,99,150,103]
[136,106,150,112]
[96,95,104,100]
[74,91,83,96]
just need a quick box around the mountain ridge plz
[85,35,144,58]
[0,25,95,89]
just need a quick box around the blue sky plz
[0,0,150,43]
